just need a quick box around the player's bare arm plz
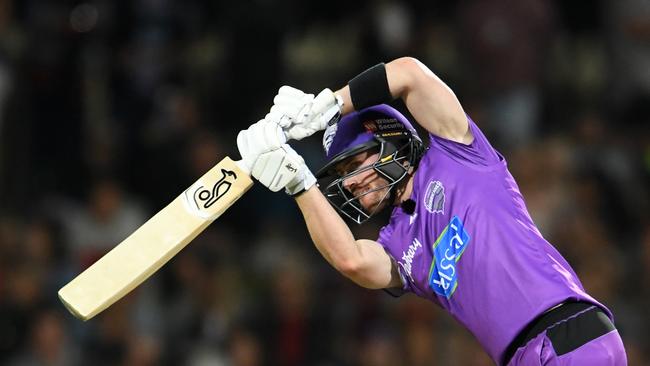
[294,187,402,290]
[335,57,472,144]
[268,57,472,144]
[236,114,403,291]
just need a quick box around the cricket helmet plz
[316,104,425,224]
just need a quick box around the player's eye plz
[337,152,371,176]
[341,161,362,176]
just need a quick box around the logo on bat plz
[193,169,237,209]
[183,168,239,219]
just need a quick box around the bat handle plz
[234,160,251,176]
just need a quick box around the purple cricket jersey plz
[376,116,612,364]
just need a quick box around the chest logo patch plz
[428,216,470,298]
[424,180,445,214]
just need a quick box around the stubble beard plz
[358,182,391,214]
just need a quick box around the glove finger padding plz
[265,110,293,129]
[285,125,318,141]
[273,94,311,111]
[272,86,313,119]
[270,104,301,121]
[311,88,341,131]
[248,120,286,154]
[272,86,315,125]
[311,88,336,114]
[237,119,287,172]
[279,87,341,141]
[236,123,258,171]
[251,145,303,192]
[278,85,307,98]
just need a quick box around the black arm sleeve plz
[348,63,393,110]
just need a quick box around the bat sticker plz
[194,169,237,208]
[183,168,238,219]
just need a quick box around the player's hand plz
[251,144,317,195]
[237,118,286,173]
[267,86,343,141]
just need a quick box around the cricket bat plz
[58,157,257,320]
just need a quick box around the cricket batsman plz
[236,57,627,365]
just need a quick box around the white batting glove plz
[267,86,343,141]
[251,144,316,195]
[237,118,287,173]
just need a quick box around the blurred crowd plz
[0,0,649,365]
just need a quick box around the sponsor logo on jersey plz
[424,180,445,214]
[398,238,422,283]
[428,216,470,298]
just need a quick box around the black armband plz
[348,63,393,110]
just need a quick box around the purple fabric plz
[376,116,612,364]
[508,329,627,365]
[325,104,419,160]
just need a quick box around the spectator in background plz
[357,329,401,366]
[227,328,263,366]
[606,0,650,103]
[0,56,10,140]
[55,178,146,270]
[0,218,65,364]
[457,0,556,150]
[9,309,78,366]
[0,261,44,363]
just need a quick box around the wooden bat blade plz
[58,157,253,320]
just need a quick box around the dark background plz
[0,0,648,365]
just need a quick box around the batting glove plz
[267,86,343,141]
[251,144,317,196]
[237,118,287,173]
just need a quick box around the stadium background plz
[0,0,648,365]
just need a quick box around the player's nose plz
[342,175,359,192]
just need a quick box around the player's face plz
[337,151,391,213]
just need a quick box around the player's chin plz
[360,192,389,213]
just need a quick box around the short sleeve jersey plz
[376,116,610,364]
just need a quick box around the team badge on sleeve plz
[428,216,470,298]
[424,180,445,214]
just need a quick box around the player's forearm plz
[293,188,392,288]
[294,187,359,269]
